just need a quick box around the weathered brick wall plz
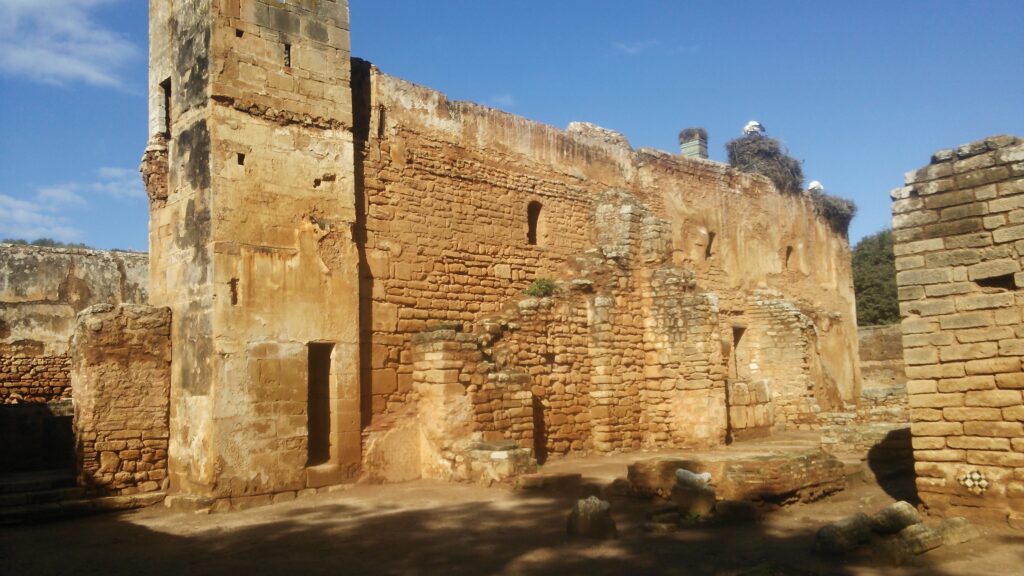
[355,63,861,436]
[892,135,1024,527]
[0,244,148,404]
[72,304,171,496]
[857,324,909,421]
[0,354,71,404]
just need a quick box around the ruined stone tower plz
[144,0,361,502]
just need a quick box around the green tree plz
[852,229,899,326]
[2,237,91,249]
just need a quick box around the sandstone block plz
[966,451,1024,467]
[909,393,964,409]
[937,375,994,393]
[946,436,1010,451]
[964,421,1023,437]
[869,501,922,535]
[897,268,951,286]
[964,389,1021,407]
[911,421,962,436]
[966,357,1021,375]
[943,407,1002,421]
[967,259,1020,281]
[939,342,997,362]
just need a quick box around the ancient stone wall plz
[71,304,171,496]
[145,0,862,498]
[354,63,861,441]
[892,135,1024,527]
[0,244,148,404]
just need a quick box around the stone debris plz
[817,502,980,565]
[869,501,922,535]
[566,496,618,539]
[675,468,712,489]
[671,469,717,518]
[815,512,874,554]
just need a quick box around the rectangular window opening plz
[284,43,292,68]
[235,29,244,38]
[307,343,333,467]
[228,278,239,306]
[159,78,172,137]
[237,153,246,166]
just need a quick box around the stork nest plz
[678,127,708,143]
[726,134,856,234]
[810,190,857,234]
[726,134,804,194]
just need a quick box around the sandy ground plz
[2,470,1022,576]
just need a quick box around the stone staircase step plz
[0,492,165,526]
[0,486,86,508]
[0,470,75,495]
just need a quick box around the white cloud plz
[91,167,145,199]
[0,193,82,241]
[0,0,139,88]
[0,165,142,242]
[37,184,87,206]
[487,94,516,109]
[613,40,660,56]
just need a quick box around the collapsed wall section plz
[0,244,148,404]
[892,135,1024,527]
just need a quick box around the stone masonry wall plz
[892,135,1024,528]
[354,62,862,437]
[0,244,148,404]
[72,304,171,497]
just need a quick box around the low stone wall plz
[0,244,148,404]
[72,304,171,497]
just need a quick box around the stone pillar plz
[892,135,1024,528]
[71,304,171,496]
[147,0,362,502]
[679,127,709,159]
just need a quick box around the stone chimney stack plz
[679,128,708,159]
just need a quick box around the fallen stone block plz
[815,512,873,555]
[874,523,943,565]
[869,501,921,535]
[566,496,617,539]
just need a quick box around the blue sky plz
[1,1,1021,251]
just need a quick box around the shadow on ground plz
[3,481,1022,576]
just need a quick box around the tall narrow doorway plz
[307,343,334,466]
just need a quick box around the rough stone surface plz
[869,501,922,535]
[71,304,171,496]
[566,496,618,539]
[815,512,873,554]
[892,135,1024,528]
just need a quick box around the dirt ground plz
[2,468,1022,576]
